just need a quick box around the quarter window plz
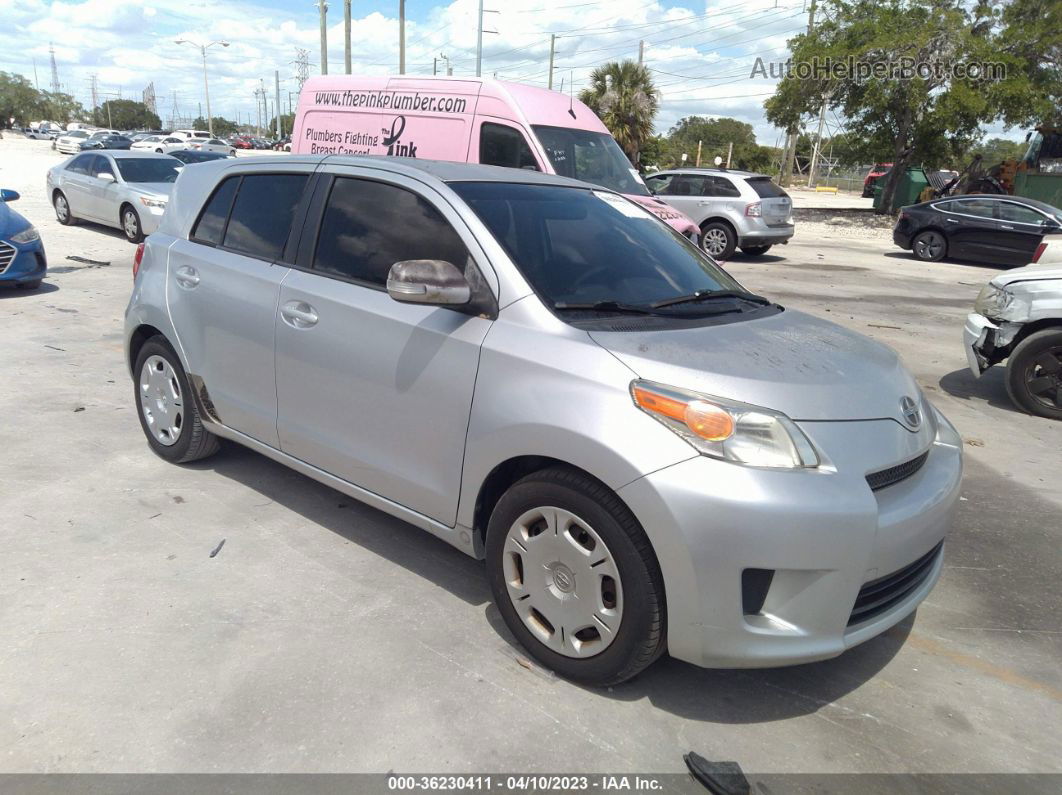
[313,177,470,287]
[480,123,540,171]
[192,177,240,246]
[223,174,308,260]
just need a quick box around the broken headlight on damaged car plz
[974,283,1030,322]
[631,380,819,469]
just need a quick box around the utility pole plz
[726,141,733,168]
[638,40,645,64]
[175,38,229,135]
[440,53,453,76]
[807,98,827,187]
[781,0,816,187]
[548,34,556,90]
[318,0,329,75]
[344,0,352,74]
[433,57,437,76]
[399,0,405,74]
[275,70,282,138]
[476,0,484,76]
[695,139,702,167]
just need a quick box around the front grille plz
[0,241,15,274]
[866,451,929,491]
[848,542,942,626]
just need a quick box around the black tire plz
[16,280,42,290]
[155,148,164,154]
[699,221,736,260]
[486,466,666,686]
[121,205,144,243]
[133,335,220,463]
[53,190,75,225]
[1005,329,1062,420]
[740,245,772,257]
[911,229,947,262]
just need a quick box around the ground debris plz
[209,539,226,558]
[66,256,111,267]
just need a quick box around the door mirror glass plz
[387,260,471,306]
[0,188,19,202]
[97,172,115,182]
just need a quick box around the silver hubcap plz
[915,232,943,259]
[702,228,728,256]
[502,506,623,659]
[124,211,138,239]
[139,355,183,446]
[55,195,68,220]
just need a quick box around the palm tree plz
[579,60,661,165]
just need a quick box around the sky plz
[0,0,1021,146]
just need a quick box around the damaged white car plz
[964,253,1062,419]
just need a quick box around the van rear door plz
[746,177,791,225]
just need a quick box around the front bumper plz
[0,239,47,284]
[139,203,167,236]
[618,409,962,669]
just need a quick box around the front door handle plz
[281,301,319,329]
[175,265,200,288]
[1000,224,1014,230]
[946,218,959,223]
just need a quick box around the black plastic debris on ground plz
[684,752,750,795]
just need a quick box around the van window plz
[223,173,308,260]
[532,125,649,196]
[192,177,240,246]
[312,177,469,288]
[480,123,540,171]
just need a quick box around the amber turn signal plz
[632,385,734,442]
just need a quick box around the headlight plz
[139,196,167,209]
[973,283,1030,321]
[10,225,40,244]
[631,380,819,469]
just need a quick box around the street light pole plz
[175,38,229,136]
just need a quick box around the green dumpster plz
[873,167,930,211]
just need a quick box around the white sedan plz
[55,129,91,154]
[182,137,237,156]
[131,135,188,154]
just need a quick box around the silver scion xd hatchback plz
[645,168,795,259]
[125,156,963,686]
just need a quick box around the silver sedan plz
[46,150,180,243]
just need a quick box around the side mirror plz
[97,172,115,182]
[0,188,19,202]
[386,260,471,306]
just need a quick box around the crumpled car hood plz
[589,309,923,423]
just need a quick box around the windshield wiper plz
[650,289,771,310]
[553,300,658,315]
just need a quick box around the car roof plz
[215,154,594,189]
[651,167,764,178]
[930,194,1062,214]
[100,150,181,160]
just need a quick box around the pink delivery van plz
[292,75,700,240]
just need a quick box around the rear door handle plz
[175,265,200,288]
[281,301,319,329]
[1000,224,1014,230]
[946,218,959,223]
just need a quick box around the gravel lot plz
[1,135,1059,778]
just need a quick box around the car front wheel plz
[700,221,736,260]
[1005,329,1062,420]
[122,206,144,243]
[912,229,947,261]
[486,467,666,686]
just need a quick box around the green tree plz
[765,0,1008,213]
[0,71,43,126]
[96,99,161,130]
[191,116,240,137]
[40,91,87,125]
[989,0,1062,128]
[964,136,1027,167]
[579,60,660,165]
[267,113,296,138]
[663,116,774,172]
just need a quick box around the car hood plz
[991,263,1062,287]
[125,182,175,199]
[0,200,26,237]
[588,309,923,423]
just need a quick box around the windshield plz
[452,182,749,310]
[532,126,650,196]
[115,157,181,183]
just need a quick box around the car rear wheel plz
[121,205,144,243]
[134,336,220,463]
[741,245,772,257]
[912,229,947,262]
[1005,329,1062,420]
[486,466,666,686]
[700,221,736,260]
[53,191,75,225]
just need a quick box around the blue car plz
[0,189,47,290]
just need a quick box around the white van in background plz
[292,75,700,240]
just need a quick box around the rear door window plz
[192,176,241,246]
[312,177,470,287]
[746,177,788,199]
[953,198,998,219]
[704,176,741,198]
[222,173,308,260]
[480,123,540,171]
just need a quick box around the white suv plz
[646,169,795,259]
